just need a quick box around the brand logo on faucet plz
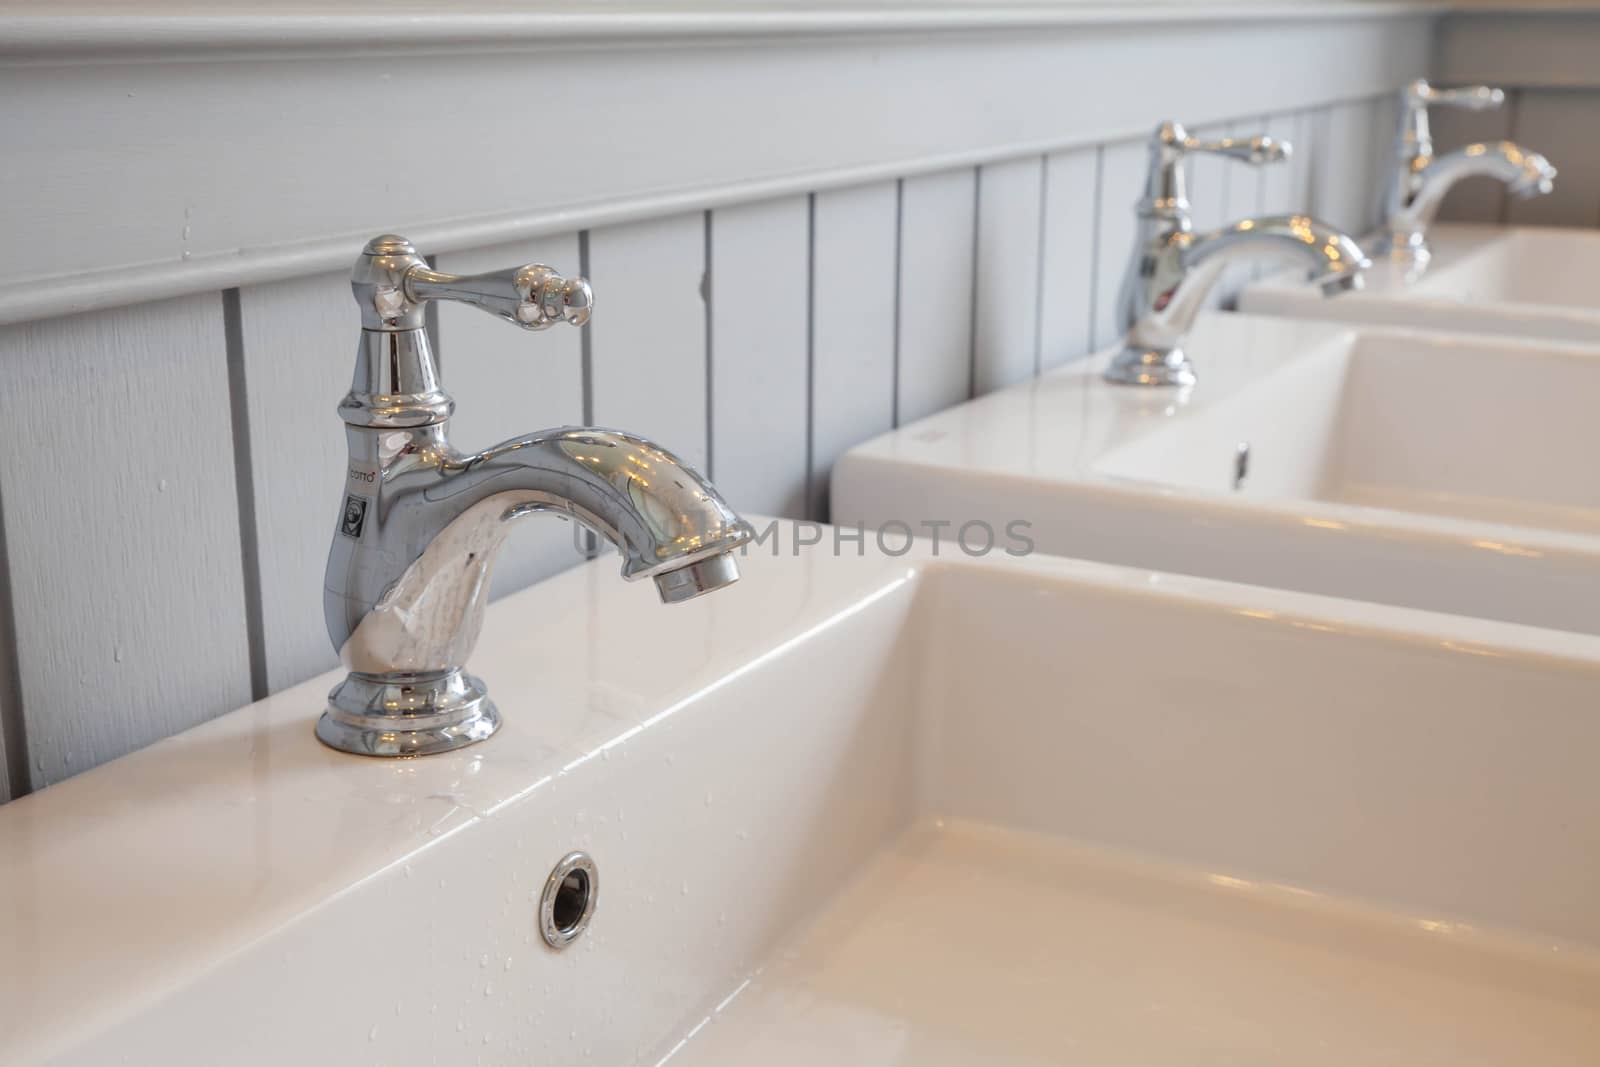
[340,495,369,540]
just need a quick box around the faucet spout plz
[326,427,751,678]
[1109,214,1369,387]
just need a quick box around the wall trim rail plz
[0,1,1437,325]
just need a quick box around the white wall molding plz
[0,4,1434,325]
[0,3,1444,61]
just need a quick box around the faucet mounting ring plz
[316,669,500,757]
[1105,344,1196,388]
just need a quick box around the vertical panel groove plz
[703,210,715,480]
[578,230,594,426]
[577,230,596,556]
[0,478,29,797]
[804,192,817,521]
[1032,152,1051,375]
[966,169,982,399]
[891,178,904,428]
[222,289,268,703]
[1087,145,1106,349]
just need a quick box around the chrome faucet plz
[1375,79,1556,274]
[1108,122,1370,388]
[317,235,754,758]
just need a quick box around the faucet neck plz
[1134,125,1197,246]
[339,327,454,430]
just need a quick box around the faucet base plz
[1368,229,1432,280]
[316,669,501,757]
[1105,345,1196,388]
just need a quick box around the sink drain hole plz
[540,851,598,949]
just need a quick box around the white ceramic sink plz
[835,314,1600,634]
[4,533,1600,1064]
[1241,223,1600,342]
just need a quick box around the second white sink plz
[1241,223,1600,342]
[834,313,1600,634]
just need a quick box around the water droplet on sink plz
[456,1020,465,1033]
[479,953,489,968]
[483,982,493,997]
[681,881,690,896]
[504,956,514,971]
[369,1024,379,1042]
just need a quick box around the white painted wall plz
[0,3,1448,801]
[1433,8,1600,227]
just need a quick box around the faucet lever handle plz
[1408,78,1505,111]
[404,264,594,331]
[1186,133,1290,166]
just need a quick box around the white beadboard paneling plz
[1037,147,1099,369]
[1226,118,1270,221]
[1366,90,1404,225]
[1185,122,1234,234]
[1092,139,1148,350]
[0,295,251,785]
[0,11,1434,326]
[810,182,898,521]
[1312,98,1379,235]
[435,234,590,598]
[1430,97,1514,224]
[237,271,353,694]
[708,197,810,519]
[588,213,709,471]
[1508,91,1600,229]
[897,169,978,425]
[1216,117,1271,296]
[1261,110,1314,216]
[972,157,1045,394]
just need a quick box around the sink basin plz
[1241,223,1600,342]
[4,534,1600,1064]
[835,314,1600,635]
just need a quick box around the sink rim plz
[1240,222,1600,333]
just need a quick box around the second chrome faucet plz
[1374,78,1556,274]
[1108,121,1369,387]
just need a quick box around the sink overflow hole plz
[1233,442,1251,491]
[553,870,588,929]
[540,851,598,950]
